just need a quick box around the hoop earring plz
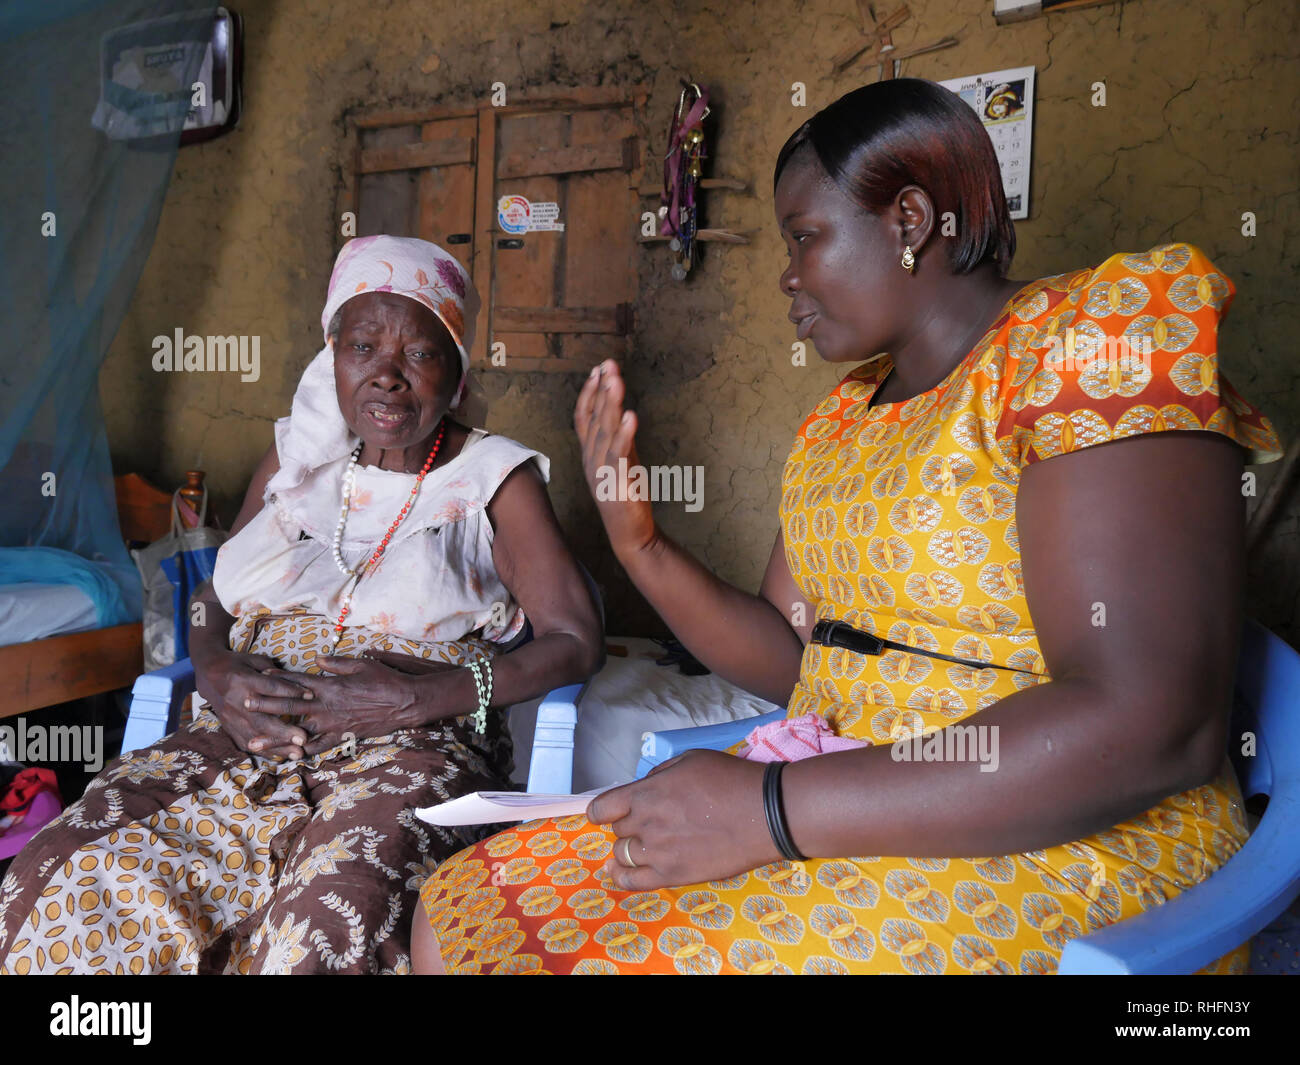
[901,245,916,274]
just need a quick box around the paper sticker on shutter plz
[528,202,564,232]
[498,195,531,234]
[498,195,564,234]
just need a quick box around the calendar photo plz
[939,65,1036,220]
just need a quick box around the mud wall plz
[101,0,1300,640]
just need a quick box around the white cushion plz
[507,636,784,791]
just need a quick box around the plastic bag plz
[131,488,227,671]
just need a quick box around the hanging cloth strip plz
[660,81,710,280]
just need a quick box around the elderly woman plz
[0,235,602,974]
[414,80,1282,975]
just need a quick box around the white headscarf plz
[267,236,484,497]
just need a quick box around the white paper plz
[415,788,606,827]
[528,202,565,232]
[938,66,1035,220]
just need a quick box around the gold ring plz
[620,837,638,868]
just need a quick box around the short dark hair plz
[774,79,1016,274]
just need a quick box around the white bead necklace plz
[326,424,446,651]
[332,443,364,578]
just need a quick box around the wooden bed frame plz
[0,474,175,718]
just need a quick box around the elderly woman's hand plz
[277,654,458,755]
[587,749,780,891]
[360,649,462,677]
[197,650,313,761]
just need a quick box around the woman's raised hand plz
[574,360,658,558]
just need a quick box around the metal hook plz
[687,82,711,120]
[677,79,710,123]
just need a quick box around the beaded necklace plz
[328,419,446,650]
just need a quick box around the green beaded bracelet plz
[466,658,493,733]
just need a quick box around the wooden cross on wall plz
[831,2,959,78]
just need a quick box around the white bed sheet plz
[507,636,783,791]
[0,583,99,648]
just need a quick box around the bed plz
[0,473,173,718]
[0,583,101,646]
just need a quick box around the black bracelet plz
[762,760,807,862]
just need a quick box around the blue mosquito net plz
[0,1,217,628]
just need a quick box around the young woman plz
[413,80,1282,975]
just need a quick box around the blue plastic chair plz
[638,617,1300,975]
[124,661,583,794]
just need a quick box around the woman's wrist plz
[408,666,479,727]
[189,631,233,671]
[612,523,668,574]
[762,761,809,862]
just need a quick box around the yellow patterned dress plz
[417,243,1283,974]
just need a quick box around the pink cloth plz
[736,713,869,763]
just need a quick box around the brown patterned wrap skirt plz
[0,614,511,974]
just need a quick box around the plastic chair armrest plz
[1058,793,1300,974]
[525,683,584,794]
[635,708,786,779]
[122,658,197,754]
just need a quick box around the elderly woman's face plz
[775,147,904,363]
[332,292,461,453]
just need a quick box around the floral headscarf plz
[321,235,480,375]
[266,236,483,498]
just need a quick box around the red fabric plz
[0,768,62,816]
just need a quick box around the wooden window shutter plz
[343,87,646,374]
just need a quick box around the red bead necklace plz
[328,419,446,648]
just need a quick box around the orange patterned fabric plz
[417,243,1282,974]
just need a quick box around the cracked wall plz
[101,0,1300,641]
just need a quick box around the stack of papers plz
[415,789,606,827]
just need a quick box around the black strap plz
[810,618,1031,674]
[762,761,807,862]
